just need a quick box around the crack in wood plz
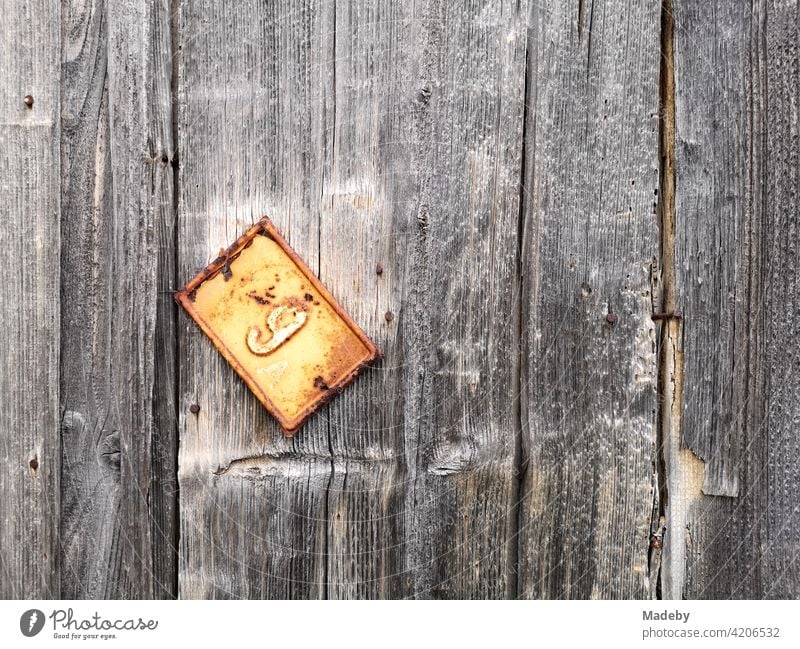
[653,0,677,600]
[655,0,706,600]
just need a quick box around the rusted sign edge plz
[175,216,382,436]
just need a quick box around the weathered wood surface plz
[320,0,528,598]
[0,0,61,599]
[176,0,332,598]
[177,0,528,600]
[59,0,177,598]
[517,0,661,599]
[668,0,800,598]
[1,0,799,600]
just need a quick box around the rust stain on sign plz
[175,216,382,436]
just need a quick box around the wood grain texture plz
[672,0,747,499]
[671,0,800,598]
[517,0,662,598]
[4,0,798,602]
[0,0,61,599]
[150,0,180,600]
[59,0,177,598]
[177,0,528,599]
[310,0,404,598]
[59,0,114,599]
[177,0,332,599]
[321,0,528,599]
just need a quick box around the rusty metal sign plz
[175,216,382,435]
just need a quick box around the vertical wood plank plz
[399,0,528,598]
[0,0,61,599]
[59,0,177,597]
[177,0,528,598]
[177,0,333,598]
[151,0,180,600]
[321,0,529,599]
[59,0,115,597]
[517,0,662,598]
[671,0,748,501]
[670,0,800,598]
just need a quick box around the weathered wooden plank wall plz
[668,0,800,598]
[517,0,661,599]
[59,0,177,598]
[0,0,61,599]
[1,0,799,600]
[318,0,528,599]
[177,0,331,598]
[321,0,408,599]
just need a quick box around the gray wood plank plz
[150,0,180,601]
[177,0,528,599]
[517,0,662,598]
[672,0,748,500]
[669,0,800,598]
[59,0,177,598]
[321,0,528,599]
[59,0,116,599]
[177,0,333,599]
[0,0,61,599]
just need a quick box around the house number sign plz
[175,216,382,435]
